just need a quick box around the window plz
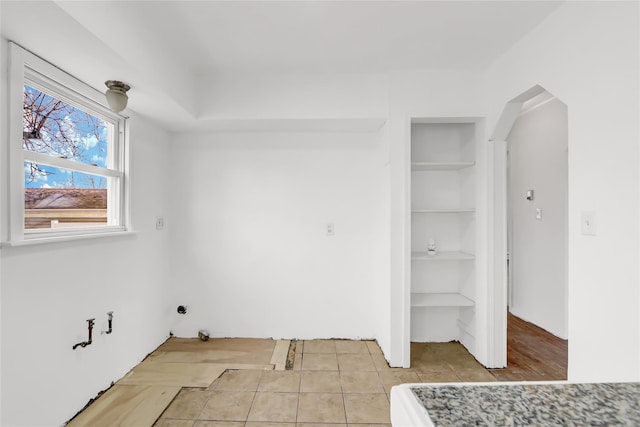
[5,43,129,244]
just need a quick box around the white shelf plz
[411,292,475,307]
[411,161,475,171]
[411,251,475,261]
[411,208,475,213]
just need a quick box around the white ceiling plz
[1,0,563,130]
[112,0,562,74]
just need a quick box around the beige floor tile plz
[378,370,420,384]
[215,370,262,391]
[377,370,421,387]
[199,391,255,421]
[365,340,383,354]
[340,372,385,393]
[303,340,337,353]
[68,385,180,427]
[246,423,296,427]
[343,393,391,424]
[413,351,434,363]
[258,370,301,392]
[154,420,196,427]
[382,383,400,395]
[296,424,346,427]
[410,358,452,371]
[302,353,339,371]
[247,392,298,423]
[416,370,461,383]
[410,342,426,355]
[337,354,376,371]
[194,422,244,427]
[292,353,303,371]
[161,388,211,419]
[297,393,347,423]
[371,354,391,371]
[295,340,304,354]
[335,340,369,354]
[206,376,222,391]
[446,356,484,370]
[300,371,342,393]
[431,342,469,357]
[455,369,498,382]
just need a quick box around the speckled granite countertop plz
[411,382,640,426]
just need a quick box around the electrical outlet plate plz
[156,216,164,230]
[326,223,335,236]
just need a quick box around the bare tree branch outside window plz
[22,85,108,189]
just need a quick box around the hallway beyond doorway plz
[490,313,568,381]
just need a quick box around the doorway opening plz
[487,85,568,375]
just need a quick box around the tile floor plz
[154,339,496,426]
[69,314,565,426]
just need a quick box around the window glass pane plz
[24,162,109,230]
[23,85,109,168]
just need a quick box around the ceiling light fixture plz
[104,80,131,113]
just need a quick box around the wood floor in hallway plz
[488,312,568,381]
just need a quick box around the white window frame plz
[5,42,131,245]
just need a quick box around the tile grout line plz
[195,380,215,423]
[295,364,303,425]
[244,371,260,425]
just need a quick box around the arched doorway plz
[487,85,568,375]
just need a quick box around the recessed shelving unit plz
[410,119,478,346]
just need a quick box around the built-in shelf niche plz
[409,118,478,345]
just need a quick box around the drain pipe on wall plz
[73,318,95,350]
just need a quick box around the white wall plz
[374,124,392,358]
[0,99,173,426]
[508,98,568,339]
[168,130,388,341]
[484,1,639,381]
[197,72,388,121]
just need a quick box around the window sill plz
[2,230,137,247]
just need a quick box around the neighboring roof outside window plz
[25,188,107,229]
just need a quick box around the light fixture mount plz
[104,80,131,113]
